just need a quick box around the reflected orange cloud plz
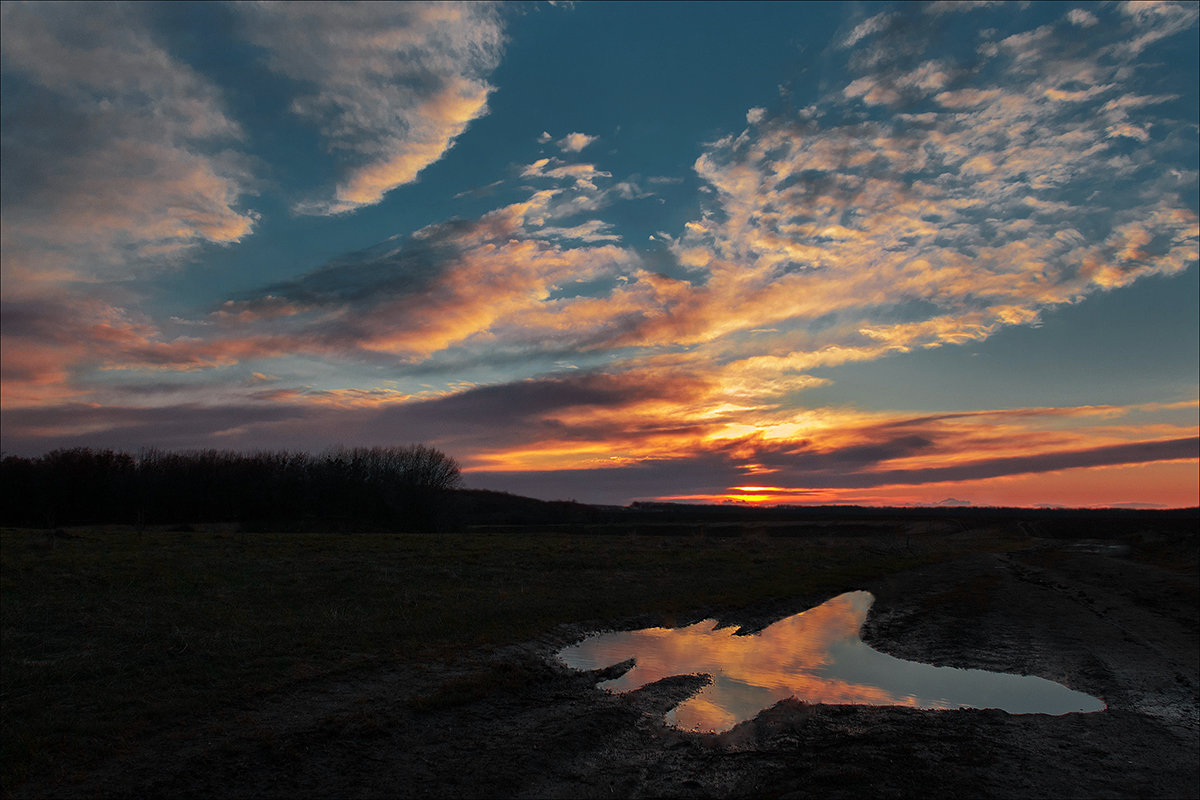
[560,591,1102,733]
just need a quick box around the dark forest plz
[0,446,463,531]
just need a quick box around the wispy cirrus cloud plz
[842,11,896,48]
[652,1,1198,392]
[177,2,1196,502]
[64,9,1199,380]
[1114,0,1199,57]
[0,3,261,409]
[175,151,662,367]
[0,2,257,287]
[0,153,651,398]
[2,2,1194,508]
[239,1,504,215]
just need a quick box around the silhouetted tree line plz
[0,445,461,531]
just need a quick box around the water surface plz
[558,591,1105,733]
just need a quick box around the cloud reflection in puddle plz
[558,591,1105,733]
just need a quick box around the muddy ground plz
[16,529,1199,799]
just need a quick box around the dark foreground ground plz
[3,515,1197,799]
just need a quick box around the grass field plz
[1,523,1017,790]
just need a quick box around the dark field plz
[2,510,1197,798]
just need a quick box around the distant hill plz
[454,490,1198,538]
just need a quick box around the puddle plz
[558,591,1105,733]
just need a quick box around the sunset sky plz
[2,1,1197,507]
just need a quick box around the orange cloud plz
[458,371,1196,505]
[671,459,1200,510]
[556,132,598,153]
[333,80,491,209]
[240,3,504,214]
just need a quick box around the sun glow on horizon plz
[651,459,1200,510]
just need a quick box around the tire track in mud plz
[997,547,1199,734]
